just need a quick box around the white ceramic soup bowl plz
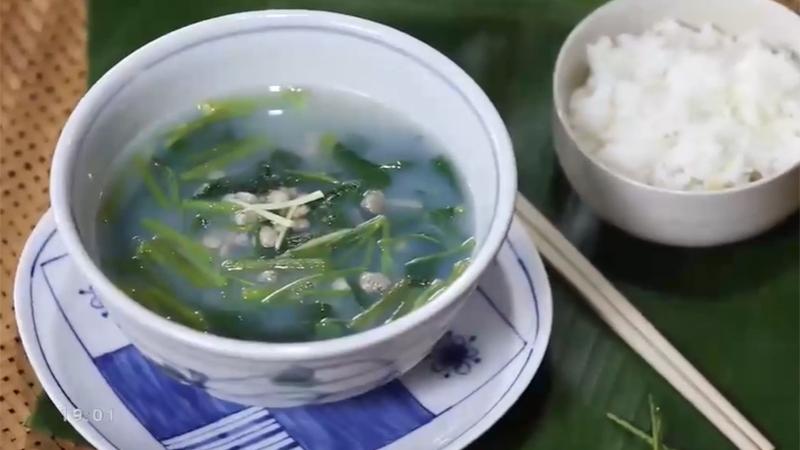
[553,0,800,247]
[50,10,516,406]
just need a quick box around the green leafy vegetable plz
[303,289,353,300]
[380,160,415,171]
[260,268,364,304]
[284,169,341,185]
[126,282,208,330]
[427,205,467,245]
[270,149,303,171]
[349,279,414,331]
[283,215,387,258]
[431,155,461,192]
[98,178,127,222]
[315,317,348,340]
[408,258,470,312]
[191,160,283,199]
[409,279,445,312]
[223,258,329,272]
[429,205,465,227]
[378,233,442,249]
[180,138,266,181]
[318,133,338,154]
[182,199,239,214]
[165,92,306,148]
[134,156,170,208]
[164,166,180,204]
[379,219,393,274]
[405,237,475,281]
[331,142,390,189]
[242,287,274,302]
[140,219,226,287]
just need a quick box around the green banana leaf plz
[29,1,799,448]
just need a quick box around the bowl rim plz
[552,0,800,198]
[50,9,517,360]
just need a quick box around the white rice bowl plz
[569,19,800,191]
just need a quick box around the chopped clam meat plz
[201,233,222,249]
[291,218,310,231]
[294,205,310,217]
[360,190,385,215]
[234,210,258,225]
[224,191,259,203]
[258,270,277,283]
[359,272,392,294]
[331,277,349,291]
[265,189,290,204]
[232,233,251,247]
[259,226,279,248]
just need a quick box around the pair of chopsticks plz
[514,193,773,450]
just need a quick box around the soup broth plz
[98,86,473,342]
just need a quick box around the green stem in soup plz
[379,219,393,274]
[125,283,208,330]
[281,229,352,259]
[140,219,227,287]
[136,239,217,288]
[349,278,414,332]
[182,200,239,214]
[388,284,430,321]
[98,179,128,222]
[164,166,181,204]
[134,156,170,208]
[431,155,461,192]
[330,142,391,189]
[180,138,267,181]
[405,237,475,281]
[191,161,280,199]
[269,149,303,171]
[284,169,341,186]
[283,215,386,258]
[380,160,415,171]
[314,317,349,340]
[428,205,466,241]
[378,233,443,249]
[362,238,376,268]
[241,287,275,302]
[408,258,470,312]
[260,268,364,305]
[302,289,353,300]
[223,258,329,272]
[409,279,445,312]
[165,92,306,149]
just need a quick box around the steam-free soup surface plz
[98,87,473,342]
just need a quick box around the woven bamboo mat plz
[0,0,796,449]
[0,0,86,448]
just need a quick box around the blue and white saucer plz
[15,211,552,450]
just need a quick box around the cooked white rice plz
[569,19,800,191]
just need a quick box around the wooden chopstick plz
[514,193,773,450]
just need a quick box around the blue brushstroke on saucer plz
[94,345,245,440]
[94,345,434,449]
[271,380,433,450]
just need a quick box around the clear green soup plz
[98,86,473,342]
